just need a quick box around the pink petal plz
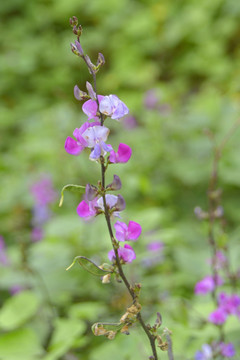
[127,221,142,241]
[65,137,84,155]
[114,221,128,242]
[77,200,92,218]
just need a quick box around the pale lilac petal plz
[115,195,126,211]
[106,175,122,190]
[106,194,118,208]
[114,221,128,242]
[75,40,84,56]
[65,137,85,155]
[82,126,110,147]
[101,142,113,152]
[127,221,142,241]
[90,144,101,160]
[85,184,98,201]
[108,249,115,262]
[99,96,113,116]
[112,101,129,120]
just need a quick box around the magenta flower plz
[82,95,104,120]
[65,122,93,155]
[109,143,132,163]
[220,343,235,357]
[114,221,142,242]
[77,198,98,219]
[77,194,125,220]
[81,125,112,161]
[108,244,136,264]
[218,292,240,317]
[208,308,227,325]
[195,275,223,295]
[99,95,129,120]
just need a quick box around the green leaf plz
[0,291,39,331]
[0,327,43,360]
[42,318,85,360]
[66,256,112,276]
[59,184,85,207]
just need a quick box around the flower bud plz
[85,183,98,201]
[97,52,105,67]
[115,195,126,211]
[86,81,96,100]
[69,16,78,27]
[106,175,122,191]
[102,274,111,284]
[85,55,97,73]
[74,40,84,56]
[74,85,89,101]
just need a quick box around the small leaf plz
[66,256,112,276]
[59,184,85,207]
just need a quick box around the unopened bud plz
[97,52,105,67]
[71,43,83,57]
[74,40,84,56]
[102,273,111,284]
[85,183,98,201]
[69,16,78,27]
[86,81,96,100]
[106,175,122,191]
[194,206,209,220]
[74,85,89,101]
[115,195,126,211]
[85,55,97,73]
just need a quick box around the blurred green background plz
[0,0,240,359]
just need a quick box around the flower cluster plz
[195,342,235,360]
[30,175,57,241]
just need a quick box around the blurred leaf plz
[59,184,85,207]
[43,318,85,360]
[0,327,43,360]
[0,291,39,331]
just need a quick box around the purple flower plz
[218,292,240,317]
[81,125,112,161]
[109,143,132,164]
[0,236,9,266]
[106,175,122,191]
[114,221,142,242]
[147,241,164,252]
[77,194,125,220]
[195,344,213,360]
[30,176,57,206]
[195,275,223,296]
[220,343,235,357]
[65,122,95,156]
[82,95,104,120]
[99,95,129,120]
[208,308,227,325]
[108,244,136,264]
[77,198,98,219]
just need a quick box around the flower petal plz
[65,137,84,155]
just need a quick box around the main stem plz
[82,56,158,360]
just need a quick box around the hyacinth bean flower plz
[30,176,57,206]
[65,122,112,160]
[220,343,235,357]
[77,194,125,220]
[195,344,213,360]
[99,94,129,120]
[208,308,227,325]
[114,221,142,242]
[195,275,223,295]
[109,143,132,164]
[82,95,104,120]
[108,244,136,264]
